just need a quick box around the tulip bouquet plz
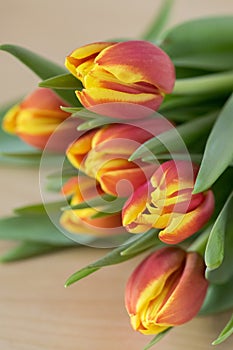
[1,1,233,348]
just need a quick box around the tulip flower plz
[65,41,175,112]
[66,119,172,197]
[2,88,73,150]
[60,175,123,235]
[122,160,214,244]
[125,247,208,335]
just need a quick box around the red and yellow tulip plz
[66,119,171,197]
[65,41,175,111]
[125,247,208,335]
[60,175,123,235]
[122,160,214,244]
[2,88,72,150]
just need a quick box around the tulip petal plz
[159,190,215,244]
[125,247,186,315]
[122,182,150,227]
[76,87,164,111]
[2,104,20,133]
[156,252,208,325]
[66,129,98,170]
[60,209,122,235]
[65,42,115,77]
[99,164,155,196]
[96,41,175,93]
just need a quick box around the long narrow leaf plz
[0,44,78,106]
[142,0,174,41]
[194,93,233,193]
[65,232,159,287]
[143,328,172,350]
[160,16,233,71]
[205,197,233,284]
[200,276,233,315]
[120,229,161,256]
[205,191,233,271]
[212,313,233,345]
[0,241,68,263]
[0,215,74,246]
[39,73,83,90]
[129,112,217,161]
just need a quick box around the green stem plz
[173,70,233,96]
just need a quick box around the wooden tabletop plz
[1,1,233,349]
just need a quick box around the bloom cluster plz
[1,12,233,348]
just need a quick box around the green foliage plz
[143,328,172,350]
[212,313,233,345]
[0,241,69,263]
[65,230,160,287]
[0,44,79,106]
[39,73,83,90]
[129,112,217,161]
[142,0,174,42]
[194,93,233,193]
[205,193,233,284]
[200,276,233,315]
[161,16,233,71]
[0,214,73,245]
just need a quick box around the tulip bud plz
[60,175,123,235]
[125,247,208,335]
[65,41,175,112]
[66,119,172,197]
[2,88,72,150]
[122,160,215,244]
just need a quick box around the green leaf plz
[142,0,174,41]
[0,151,42,165]
[194,93,233,193]
[200,276,233,315]
[65,232,160,287]
[161,16,233,71]
[142,152,203,163]
[143,328,172,350]
[129,112,217,161]
[45,169,78,193]
[62,194,117,211]
[0,215,74,246]
[39,73,83,90]
[0,44,66,78]
[205,195,233,284]
[212,167,233,215]
[212,313,233,345]
[60,106,83,114]
[14,201,67,216]
[205,191,233,270]
[77,116,113,131]
[0,241,68,263]
[0,44,78,106]
[120,229,161,256]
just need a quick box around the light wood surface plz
[1,1,233,349]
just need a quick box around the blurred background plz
[1,0,233,102]
[0,1,233,350]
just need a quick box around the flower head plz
[65,41,175,112]
[2,88,72,150]
[60,175,123,235]
[66,119,171,197]
[125,247,208,335]
[122,160,215,244]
